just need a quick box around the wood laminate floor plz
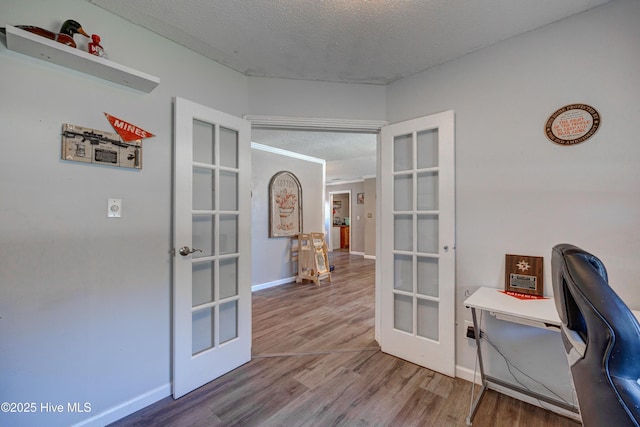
[110,252,581,427]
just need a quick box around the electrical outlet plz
[465,320,478,340]
[466,326,476,339]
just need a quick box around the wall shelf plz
[4,25,159,93]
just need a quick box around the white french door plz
[172,97,251,398]
[379,110,456,377]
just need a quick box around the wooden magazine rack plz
[291,233,332,284]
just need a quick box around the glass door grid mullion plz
[213,123,221,350]
[411,131,418,337]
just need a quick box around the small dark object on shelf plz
[0,19,89,48]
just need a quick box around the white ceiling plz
[252,129,377,183]
[90,0,610,182]
[90,0,609,85]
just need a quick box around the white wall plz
[3,0,638,424]
[387,0,640,391]
[363,177,376,257]
[0,4,384,425]
[248,76,386,120]
[0,1,248,426]
[251,146,325,289]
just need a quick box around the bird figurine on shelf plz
[0,19,89,48]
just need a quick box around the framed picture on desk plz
[505,254,544,296]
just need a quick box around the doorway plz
[247,111,456,379]
[248,122,380,340]
[329,190,351,252]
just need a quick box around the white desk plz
[464,287,640,425]
[465,287,561,327]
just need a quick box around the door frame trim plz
[243,115,387,132]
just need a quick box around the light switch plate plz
[108,198,122,218]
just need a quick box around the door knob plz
[178,246,203,256]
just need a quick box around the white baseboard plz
[456,364,482,385]
[363,254,376,260]
[349,251,365,256]
[72,383,171,427]
[252,276,296,292]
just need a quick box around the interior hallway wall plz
[386,0,640,388]
[0,1,250,426]
[251,146,324,289]
[363,177,377,258]
[0,3,388,426]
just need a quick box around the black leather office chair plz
[551,244,640,427]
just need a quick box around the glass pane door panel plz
[219,171,238,211]
[193,167,215,210]
[394,294,413,333]
[394,254,413,292]
[417,171,438,211]
[192,119,215,164]
[219,215,238,255]
[192,261,215,306]
[394,174,413,211]
[219,127,239,168]
[417,298,439,340]
[192,307,214,355]
[417,214,438,254]
[219,301,238,344]
[394,214,413,252]
[417,129,438,169]
[192,215,215,258]
[219,258,238,299]
[417,257,439,297]
[393,134,413,172]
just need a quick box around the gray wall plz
[0,1,247,426]
[386,0,640,393]
[248,76,386,120]
[363,177,377,258]
[2,0,639,425]
[0,1,384,426]
[251,146,324,288]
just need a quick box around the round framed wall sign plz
[545,104,601,145]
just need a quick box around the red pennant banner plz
[104,113,155,142]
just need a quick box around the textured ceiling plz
[91,0,610,85]
[252,129,377,183]
[89,0,610,182]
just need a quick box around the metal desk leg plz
[466,307,487,426]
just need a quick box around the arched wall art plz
[269,171,303,237]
